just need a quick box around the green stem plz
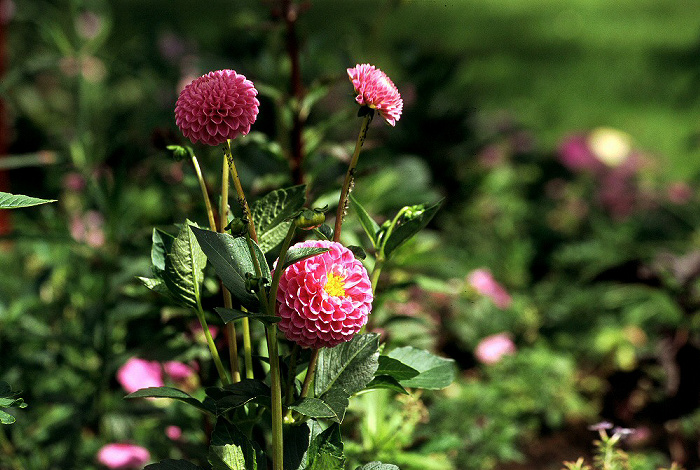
[370,256,384,293]
[284,344,301,407]
[334,114,372,242]
[220,156,241,383]
[299,348,320,399]
[190,153,217,232]
[268,222,297,307]
[265,324,284,470]
[195,301,230,386]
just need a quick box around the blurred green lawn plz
[309,0,700,180]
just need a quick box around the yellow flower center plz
[324,272,346,297]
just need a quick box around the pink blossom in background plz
[275,240,373,349]
[116,357,164,394]
[347,63,403,126]
[557,134,602,172]
[70,210,106,248]
[467,269,512,309]
[63,172,86,192]
[667,181,693,205]
[165,425,183,441]
[188,321,219,343]
[175,69,259,146]
[475,333,516,365]
[163,361,197,382]
[75,11,103,40]
[96,443,150,469]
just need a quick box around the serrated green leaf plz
[206,380,271,414]
[318,388,350,423]
[152,228,175,275]
[387,347,455,390]
[163,222,206,308]
[0,191,56,209]
[138,277,172,297]
[315,333,380,398]
[288,397,336,419]
[281,247,329,271]
[144,460,205,470]
[376,356,419,381]
[364,376,410,395]
[382,200,443,259]
[251,185,306,253]
[125,387,214,415]
[0,410,15,424]
[215,307,280,325]
[208,419,261,470]
[308,423,345,470]
[190,227,270,311]
[349,194,380,248]
[355,462,400,470]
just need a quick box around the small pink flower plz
[117,357,164,394]
[667,181,693,205]
[175,69,259,146]
[467,269,512,309]
[275,240,373,349]
[557,134,603,172]
[63,172,86,192]
[96,443,150,469]
[475,333,516,365]
[165,425,183,441]
[347,63,403,126]
[163,361,196,382]
[70,210,106,248]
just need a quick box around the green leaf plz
[0,382,26,424]
[375,356,419,381]
[382,200,443,259]
[125,387,214,415]
[215,307,280,326]
[288,398,336,419]
[251,185,306,253]
[206,380,271,414]
[152,228,175,276]
[190,227,270,311]
[386,347,455,390]
[0,410,15,425]
[138,277,172,297]
[307,423,345,470]
[144,460,205,470]
[0,191,56,209]
[284,422,312,470]
[163,222,207,308]
[364,376,410,395]
[315,333,380,397]
[208,418,261,470]
[318,388,350,423]
[281,247,329,271]
[349,194,380,248]
[355,463,400,470]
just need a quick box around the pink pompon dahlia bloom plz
[116,357,164,394]
[96,443,150,469]
[175,69,259,146]
[347,63,403,126]
[275,240,373,349]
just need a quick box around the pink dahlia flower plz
[163,361,197,382]
[165,425,183,441]
[467,268,512,309]
[275,240,373,349]
[347,63,403,126]
[475,333,516,365]
[96,443,150,469]
[174,69,259,146]
[116,357,164,394]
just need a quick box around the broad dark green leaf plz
[206,380,271,414]
[387,347,455,390]
[163,222,206,308]
[288,397,336,419]
[281,247,329,271]
[152,228,175,275]
[138,277,172,297]
[382,200,443,259]
[284,422,312,470]
[307,423,345,470]
[376,356,419,381]
[251,185,306,253]
[318,388,350,423]
[144,460,204,470]
[215,307,280,326]
[190,227,270,311]
[0,191,56,209]
[355,463,400,470]
[315,333,380,398]
[364,376,409,395]
[125,387,214,415]
[208,418,261,470]
[349,194,380,248]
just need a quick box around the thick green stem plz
[195,301,230,386]
[299,348,320,399]
[265,324,284,470]
[220,157,241,383]
[268,222,297,307]
[190,153,217,232]
[334,114,371,242]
